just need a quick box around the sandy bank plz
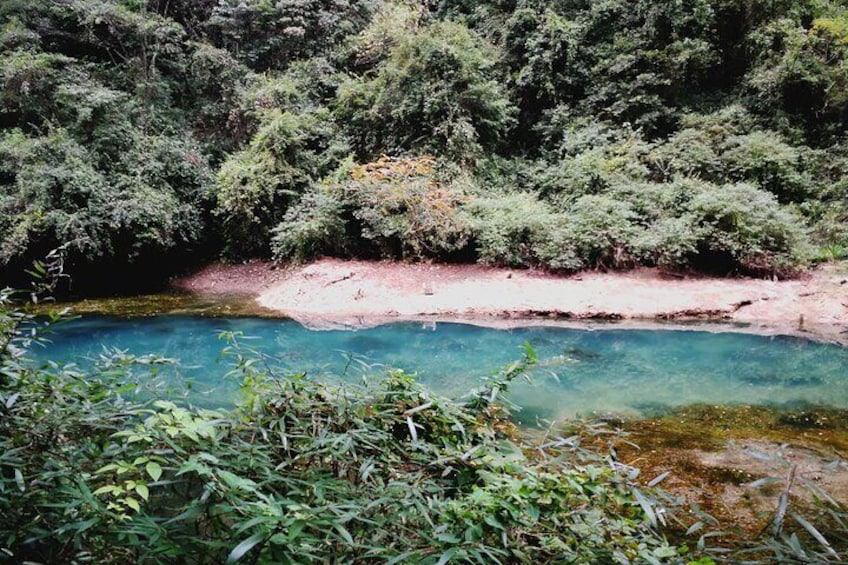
[175,259,848,343]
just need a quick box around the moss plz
[608,404,848,540]
[25,292,277,319]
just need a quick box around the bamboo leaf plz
[5,392,20,409]
[436,547,459,565]
[14,468,25,492]
[648,471,670,487]
[792,512,840,558]
[226,532,266,564]
[746,477,782,489]
[334,524,355,546]
[632,488,657,528]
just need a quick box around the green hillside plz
[1,0,846,289]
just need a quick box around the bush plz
[649,108,812,203]
[336,20,516,162]
[685,182,812,276]
[719,131,811,202]
[533,117,654,203]
[637,216,703,271]
[207,0,378,71]
[344,156,474,260]
[0,128,211,269]
[464,192,564,267]
[747,3,848,142]
[549,195,645,271]
[214,107,348,257]
[647,106,756,182]
[270,189,350,263]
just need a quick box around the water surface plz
[33,316,848,421]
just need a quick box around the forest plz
[2,0,848,563]
[1,0,847,291]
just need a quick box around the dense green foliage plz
[1,0,847,286]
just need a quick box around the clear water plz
[32,316,848,421]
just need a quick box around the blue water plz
[31,316,848,420]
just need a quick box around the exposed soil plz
[175,258,848,343]
[172,259,293,297]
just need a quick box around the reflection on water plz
[32,316,848,421]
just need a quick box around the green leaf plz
[124,497,140,512]
[334,524,354,546]
[135,484,149,501]
[483,514,504,530]
[5,392,20,409]
[632,488,657,528]
[14,468,25,492]
[653,545,678,558]
[217,469,257,492]
[154,400,178,411]
[287,520,305,542]
[93,485,117,496]
[227,532,266,563]
[523,342,537,363]
[95,463,119,474]
[145,462,163,482]
[436,547,459,565]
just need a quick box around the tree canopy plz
[1,0,847,287]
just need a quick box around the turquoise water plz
[32,316,848,421]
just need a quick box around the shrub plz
[533,117,654,202]
[335,20,516,162]
[637,216,704,271]
[747,4,848,141]
[342,156,474,260]
[719,131,811,202]
[214,107,348,257]
[464,192,563,267]
[0,128,211,269]
[649,108,812,203]
[685,183,812,276]
[550,195,645,271]
[343,1,423,68]
[207,0,378,71]
[270,189,349,263]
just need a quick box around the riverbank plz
[174,258,848,344]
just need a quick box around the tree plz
[336,20,516,162]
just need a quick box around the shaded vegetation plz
[1,0,847,289]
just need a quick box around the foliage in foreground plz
[0,329,689,563]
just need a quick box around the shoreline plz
[174,258,848,344]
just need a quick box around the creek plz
[33,314,848,422]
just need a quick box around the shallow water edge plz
[32,290,847,346]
